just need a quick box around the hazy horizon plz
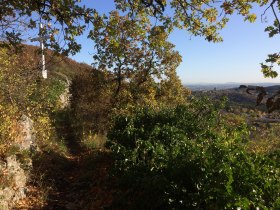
[184,82,280,85]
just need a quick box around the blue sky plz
[70,0,280,84]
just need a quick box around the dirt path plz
[42,150,114,210]
[16,111,116,210]
[44,112,115,210]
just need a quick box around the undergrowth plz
[107,98,280,209]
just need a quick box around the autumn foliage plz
[240,85,280,113]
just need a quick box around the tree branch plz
[271,2,280,32]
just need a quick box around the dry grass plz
[248,123,280,153]
[81,132,107,150]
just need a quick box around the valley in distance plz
[187,82,280,122]
[185,82,280,91]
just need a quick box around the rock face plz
[59,81,71,108]
[57,73,71,109]
[0,115,34,210]
[0,156,27,210]
[18,114,35,151]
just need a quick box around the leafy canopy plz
[115,0,260,42]
[0,0,96,55]
[260,0,280,78]
[89,11,182,96]
[0,0,271,50]
[0,0,279,76]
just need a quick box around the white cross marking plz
[30,23,52,79]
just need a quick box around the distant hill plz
[186,83,280,91]
[192,85,280,112]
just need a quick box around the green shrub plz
[0,46,69,158]
[107,98,280,209]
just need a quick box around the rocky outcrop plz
[0,156,27,210]
[55,71,71,109]
[17,114,36,151]
[59,80,71,108]
[0,115,34,210]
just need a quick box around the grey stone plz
[0,155,28,209]
[0,114,36,209]
[7,155,27,188]
[0,187,16,210]
[59,80,71,109]
[17,115,35,151]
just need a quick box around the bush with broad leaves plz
[107,98,280,209]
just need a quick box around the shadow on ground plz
[25,109,116,210]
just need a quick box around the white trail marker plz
[30,23,52,79]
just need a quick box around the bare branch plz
[271,2,280,32]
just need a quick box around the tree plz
[115,0,263,42]
[0,0,96,55]
[260,0,280,78]
[116,0,280,78]
[0,0,274,52]
[89,11,183,99]
[1,0,279,77]
[157,68,191,106]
